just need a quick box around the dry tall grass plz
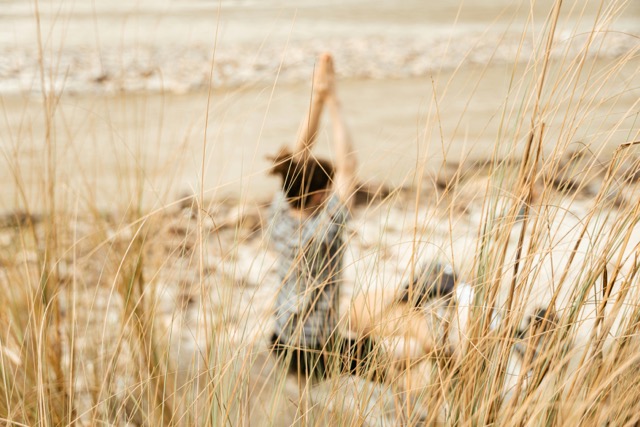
[1,0,640,425]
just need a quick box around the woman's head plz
[270,148,334,210]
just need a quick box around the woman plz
[267,53,475,380]
[268,53,379,379]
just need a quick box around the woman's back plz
[270,190,349,348]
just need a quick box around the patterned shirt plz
[269,191,349,348]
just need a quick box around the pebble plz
[106,226,134,243]
[0,231,12,247]
[14,250,38,264]
[222,204,263,231]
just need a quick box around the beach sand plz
[2,150,639,423]
[1,0,639,424]
[1,57,639,213]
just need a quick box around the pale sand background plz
[2,61,638,213]
[0,0,638,213]
[1,2,639,423]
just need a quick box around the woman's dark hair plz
[269,148,334,209]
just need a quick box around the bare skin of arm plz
[292,53,356,210]
[326,92,357,209]
[292,54,333,162]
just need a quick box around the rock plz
[0,230,12,247]
[14,250,38,265]
[106,226,134,244]
[223,204,263,232]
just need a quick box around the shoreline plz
[1,32,637,96]
[1,0,638,96]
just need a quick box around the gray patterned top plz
[269,190,349,348]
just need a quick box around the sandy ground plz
[1,0,639,424]
[0,0,638,214]
[1,57,639,214]
[2,0,637,94]
[2,152,639,424]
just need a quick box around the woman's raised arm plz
[292,53,334,162]
[327,89,357,208]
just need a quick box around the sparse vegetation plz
[1,0,639,425]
